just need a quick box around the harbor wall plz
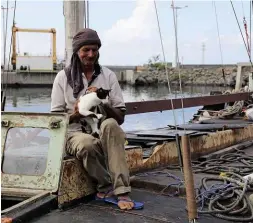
[1,64,251,87]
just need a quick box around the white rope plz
[213,1,224,66]
[153,0,178,129]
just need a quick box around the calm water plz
[4,85,229,131]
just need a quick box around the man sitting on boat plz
[50,28,143,210]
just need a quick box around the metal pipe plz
[181,135,197,222]
[87,0,89,28]
[84,0,86,28]
[175,134,183,172]
[126,91,253,115]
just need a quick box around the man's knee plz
[100,118,126,139]
[100,118,119,132]
[68,133,99,159]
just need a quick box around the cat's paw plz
[96,114,103,119]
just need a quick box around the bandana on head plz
[64,28,102,98]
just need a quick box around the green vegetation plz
[147,55,172,70]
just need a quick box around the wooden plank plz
[125,92,253,114]
[176,123,249,131]
[135,129,198,137]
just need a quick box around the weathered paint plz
[1,112,69,192]
[57,147,144,205]
[55,125,253,203]
[141,125,253,170]
[2,111,253,213]
[1,188,45,198]
[2,191,50,215]
[125,147,143,173]
[58,158,96,206]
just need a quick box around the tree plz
[147,55,166,70]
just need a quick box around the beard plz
[81,59,95,66]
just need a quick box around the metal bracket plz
[1,120,10,127]
[49,118,62,129]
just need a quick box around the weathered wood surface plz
[58,159,96,206]
[57,124,253,205]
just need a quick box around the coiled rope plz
[196,172,253,222]
[135,147,253,222]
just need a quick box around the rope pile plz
[197,87,253,120]
[135,147,253,222]
[196,172,253,222]
[192,149,253,175]
[217,88,248,119]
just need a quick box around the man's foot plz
[96,190,113,199]
[117,193,134,210]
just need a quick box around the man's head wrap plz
[64,28,102,99]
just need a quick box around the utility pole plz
[63,1,85,66]
[84,0,90,28]
[1,5,14,69]
[202,42,205,64]
[171,1,188,68]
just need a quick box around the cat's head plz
[96,88,111,99]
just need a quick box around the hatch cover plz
[1,112,69,193]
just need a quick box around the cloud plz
[99,0,173,65]
[102,0,156,44]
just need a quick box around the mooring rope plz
[196,172,253,222]
[153,0,179,130]
[212,1,226,86]
[171,0,186,131]
[135,147,253,222]
[192,150,253,175]
[230,0,253,65]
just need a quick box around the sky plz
[1,0,252,66]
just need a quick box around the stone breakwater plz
[134,66,252,87]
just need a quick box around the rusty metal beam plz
[125,92,253,115]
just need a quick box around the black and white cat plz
[72,87,110,137]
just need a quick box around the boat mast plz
[63,0,85,66]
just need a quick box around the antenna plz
[202,42,205,64]
[171,3,188,68]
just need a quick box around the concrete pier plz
[1,63,250,87]
[1,67,139,87]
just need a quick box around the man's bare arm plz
[102,103,125,125]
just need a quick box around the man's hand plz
[102,103,125,125]
[86,86,97,94]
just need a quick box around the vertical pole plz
[2,7,6,68]
[52,30,57,70]
[181,135,197,222]
[175,134,183,172]
[84,0,86,28]
[11,25,16,70]
[175,8,178,68]
[87,0,89,28]
[235,64,242,91]
[63,0,85,66]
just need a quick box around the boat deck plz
[32,189,229,223]
[31,145,253,223]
